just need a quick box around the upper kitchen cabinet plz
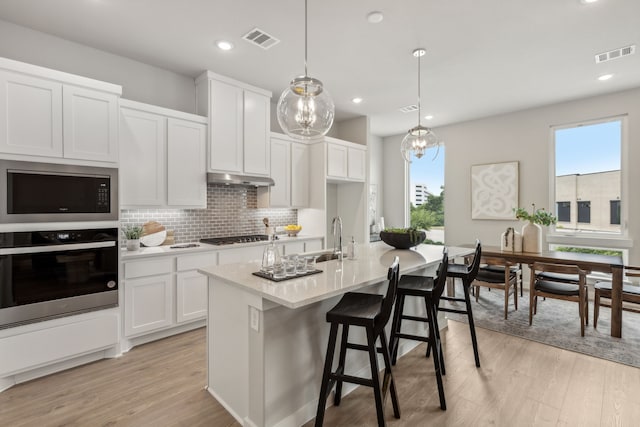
[0,57,121,165]
[258,133,309,208]
[195,71,271,176]
[120,99,207,208]
[325,136,366,182]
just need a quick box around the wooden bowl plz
[379,230,426,249]
[286,228,301,237]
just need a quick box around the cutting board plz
[140,221,167,247]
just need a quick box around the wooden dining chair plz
[473,256,518,319]
[529,262,588,336]
[594,265,640,328]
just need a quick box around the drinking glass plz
[273,262,286,279]
[306,256,317,272]
[296,256,307,274]
[284,255,297,276]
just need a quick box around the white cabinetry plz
[0,71,62,157]
[62,85,118,162]
[123,250,216,343]
[326,137,366,182]
[123,257,173,337]
[291,141,310,206]
[196,71,271,176]
[0,58,121,164]
[258,133,309,208]
[120,100,207,208]
[124,274,173,337]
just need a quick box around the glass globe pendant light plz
[277,0,334,139]
[401,48,439,162]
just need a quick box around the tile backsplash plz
[120,184,297,243]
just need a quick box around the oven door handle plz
[0,241,116,255]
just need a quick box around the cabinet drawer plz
[177,252,217,271]
[125,257,173,279]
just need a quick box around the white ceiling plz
[0,0,638,137]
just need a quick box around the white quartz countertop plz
[121,234,323,260]
[198,242,474,309]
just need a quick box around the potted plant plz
[514,204,557,253]
[379,227,427,249]
[123,225,143,251]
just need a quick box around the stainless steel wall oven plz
[0,227,118,329]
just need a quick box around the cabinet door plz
[119,108,166,206]
[124,274,173,337]
[291,142,309,207]
[243,90,270,176]
[283,240,305,255]
[347,147,366,181]
[209,79,243,173]
[305,239,323,252]
[176,271,208,323]
[218,245,265,265]
[269,137,290,207]
[327,143,348,178]
[63,85,118,162]
[0,70,63,157]
[167,118,207,207]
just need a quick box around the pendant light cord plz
[304,0,308,77]
[417,51,422,124]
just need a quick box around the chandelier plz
[276,0,334,139]
[400,48,439,162]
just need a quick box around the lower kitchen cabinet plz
[176,270,208,323]
[122,251,216,342]
[124,274,173,337]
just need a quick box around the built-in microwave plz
[0,160,118,223]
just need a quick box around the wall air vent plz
[399,104,419,113]
[243,28,280,49]
[595,45,635,63]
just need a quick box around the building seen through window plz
[553,119,622,234]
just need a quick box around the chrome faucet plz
[332,216,343,261]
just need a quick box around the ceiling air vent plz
[243,28,280,49]
[399,104,419,113]
[595,45,635,63]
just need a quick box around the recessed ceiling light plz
[352,97,363,104]
[216,40,234,51]
[580,0,598,4]
[598,74,613,81]
[425,115,434,120]
[366,11,384,24]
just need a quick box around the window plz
[577,201,590,223]
[409,146,445,244]
[556,201,571,222]
[553,118,623,235]
[610,200,621,225]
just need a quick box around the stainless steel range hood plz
[207,172,274,187]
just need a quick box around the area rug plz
[443,283,640,368]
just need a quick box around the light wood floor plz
[2,320,639,426]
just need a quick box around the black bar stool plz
[388,248,449,410]
[441,239,482,367]
[315,257,401,427]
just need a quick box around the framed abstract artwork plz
[471,161,519,220]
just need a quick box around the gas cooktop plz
[200,234,269,246]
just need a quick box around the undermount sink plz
[315,252,340,263]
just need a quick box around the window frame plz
[547,115,631,250]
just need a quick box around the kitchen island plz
[199,242,473,427]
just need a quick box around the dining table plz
[457,245,625,338]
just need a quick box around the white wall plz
[440,87,640,263]
[368,134,384,231]
[382,134,408,229]
[0,20,196,113]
